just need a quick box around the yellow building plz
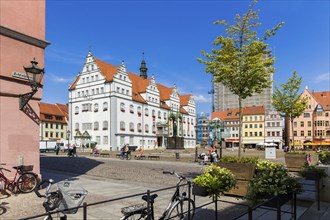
[242,106,265,148]
[39,103,68,141]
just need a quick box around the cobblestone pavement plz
[0,148,287,219]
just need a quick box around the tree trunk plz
[290,118,295,151]
[238,97,243,158]
[285,114,290,147]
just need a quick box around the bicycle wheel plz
[44,191,62,211]
[166,198,195,220]
[16,172,38,193]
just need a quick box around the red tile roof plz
[69,56,192,112]
[211,105,265,122]
[39,102,68,123]
[312,91,330,111]
[242,105,265,115]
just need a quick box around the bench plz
[135,155,146,160]
[148,155,160,160]
[100,152,110,157]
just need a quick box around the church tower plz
[139,52,148,79]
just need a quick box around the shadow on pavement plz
[40,155,104,182]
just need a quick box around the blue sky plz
[43,0,330,114]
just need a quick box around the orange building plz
[290,87,330,147]
[0,1,49,175]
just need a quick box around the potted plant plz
[216,156,259,197]
[193,164,237,197]
[299,165,329,180]
[246,160,303,206]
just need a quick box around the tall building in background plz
[213,78,273,112]
[213,53,274,112]
[0,1,49,175]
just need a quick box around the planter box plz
[285,153,319,172]
[263,193,292,208]
[305,171,322,180]
[192,185,208,197]
[216,162,256,197]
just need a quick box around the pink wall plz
[0,0,46,177]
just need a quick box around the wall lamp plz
[19,58,44,110]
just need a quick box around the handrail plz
[19,183,297,220]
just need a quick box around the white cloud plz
[314,72,330,83]
[47,73,74,83]
[193,94,211,103]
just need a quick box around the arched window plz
[145,108,149,116]
[137,106,142,116]
[130,105,134,113]
[75,123,79,131]
[120,121,125,131]
[145,124,149,133]
[120,103,125,112]
[158,111,161,119]
[103,102,108,111]
[164,112,167,120]
[94,103,99,112]
[94,121,99,130]
[75,106,79,115]
[103,121,108,130]
[152,125,156,134]
[137,123,142,132]
[129,122,134,132]
[152,110,156,118]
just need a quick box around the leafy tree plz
[272,71,308,150]
[198,0,284,157]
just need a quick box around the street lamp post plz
[194,125,198,162]
[67,130,71,153]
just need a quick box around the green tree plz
[198,0,284,157]
[272,71,308,150]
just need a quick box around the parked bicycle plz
[34,179,88,220]
[120,171,195,220]
[0,163,38,194]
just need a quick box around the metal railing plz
[19,183,297,220]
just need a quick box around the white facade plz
[265,109,284,147]
[68,52,196,150]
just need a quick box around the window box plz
[121,109,125,112]
[145,130,149,133]
[138,129,142,132]
[145,114,149,117]
[138,112,142,116]
[103,128,108,130]
[120,128,125,131]
[130,128,134,132]
[103,108,108,111]
[130,110,134,113]
[94,128,98,131]
[75,113,79,115]
[94,109,98,112]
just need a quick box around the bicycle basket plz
[57,180,88,214]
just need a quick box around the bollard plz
[175,151,180,159]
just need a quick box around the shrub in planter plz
[318,152,330,165]
[246,160,303,206]
[299,165,329,180]
[193,164,237,197]
[216,156,258,197]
